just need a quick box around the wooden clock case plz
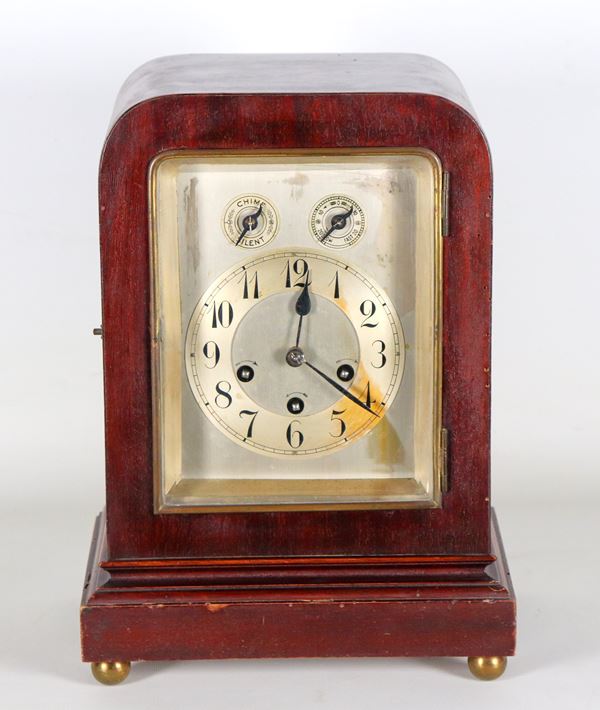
[80,54,516,678]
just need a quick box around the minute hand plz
[304,360,379,417]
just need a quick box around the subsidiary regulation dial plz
[222,194,279,249]
[309,195,366,249]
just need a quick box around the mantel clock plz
[80,54,516,684]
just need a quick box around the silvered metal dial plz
[185,248,404,458]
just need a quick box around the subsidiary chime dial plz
[185,250,405,457]
[222,194,279,248]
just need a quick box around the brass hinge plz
[441,171,450,237]
[441,428,449,493]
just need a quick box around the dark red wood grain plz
[81,55,515,666]
[83,600,514,662]
[99,90,492,560]
[81,510,515,661]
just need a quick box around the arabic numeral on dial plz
[360,300,378,328]
[214,381,232,408]
[283,258,309,288]
[286,420,304,449]
[241,270,260,299]
[358,381,375,410]
[211,301,234,328]
[202,341,220,368]
[330,409,347,438]
[239,410,258,438]
[329,270,340,299]
[371,340,386,368]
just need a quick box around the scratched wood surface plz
[81,508,516,662]
[108,53,476,125]
[81,510,515,661]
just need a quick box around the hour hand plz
[295,274,312,316]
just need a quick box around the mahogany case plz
[81,54,516,664]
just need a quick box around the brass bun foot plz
[91,661,131,685]
[467,656,507,680]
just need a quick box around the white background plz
[1,1,599,708]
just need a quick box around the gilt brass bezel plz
[148,148,443,513]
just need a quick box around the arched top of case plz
[98,53,495,559]
[108,53,481,134]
